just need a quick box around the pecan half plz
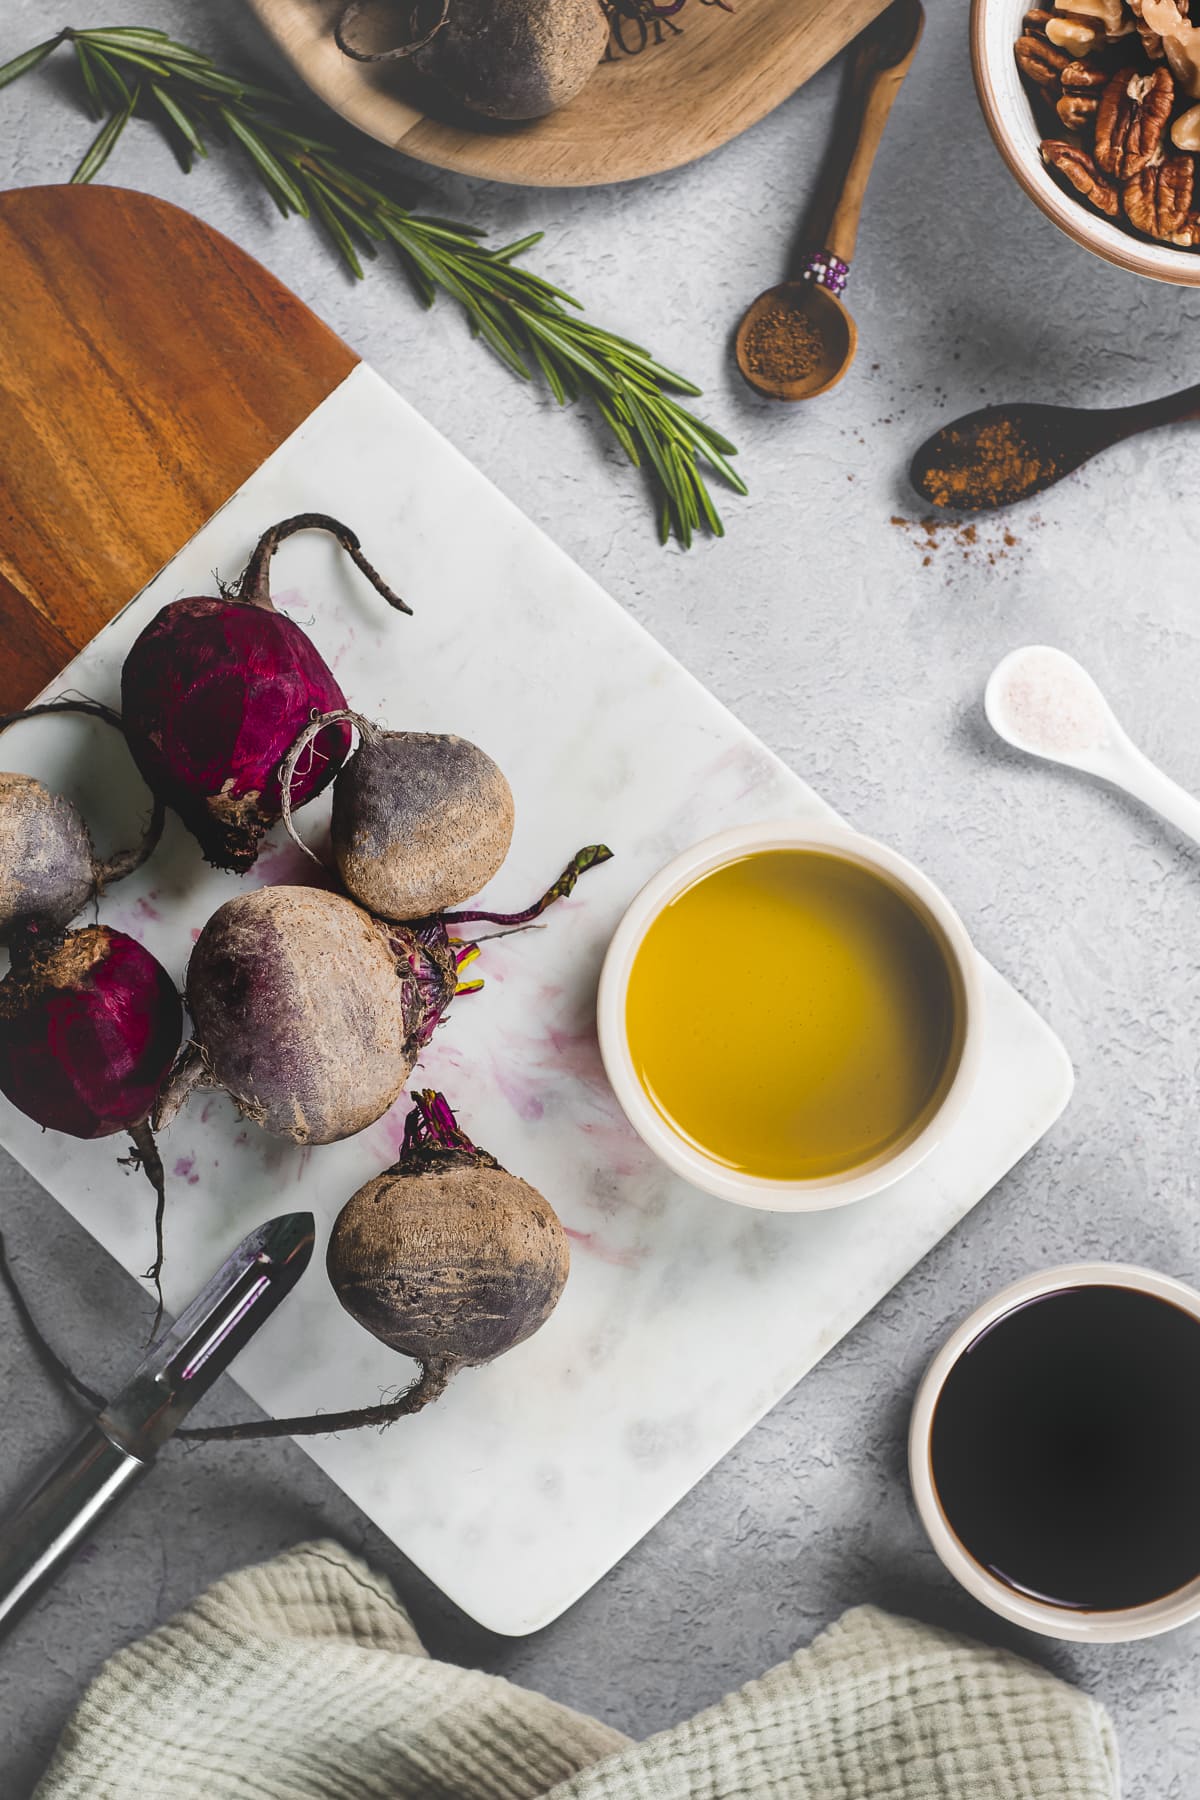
[1123,151,1196,234]
[1041,137,1122,212]
[1094,65,1175,175]
[1058,90,1102,126]
[1061,55,1112,87]
[1017,30,1071,81]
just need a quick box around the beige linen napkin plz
[36,1540,1119,1800]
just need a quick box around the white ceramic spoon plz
[985,645,1200,844]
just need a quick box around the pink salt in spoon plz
[985,645,1200,843]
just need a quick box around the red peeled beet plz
[120,514,409,872]
[0,927,182,1139]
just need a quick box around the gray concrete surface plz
[1,1,1198,1792]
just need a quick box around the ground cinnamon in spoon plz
[920,416,1055,510]
[742,299,824,383]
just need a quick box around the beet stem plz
[123,1119,167,1336]
[0,698,166,890]
[176,1354,454,1441]
[403,1088,478,1157]
[440,843,613,927]
[94,800,166,889]
[0,1229,107,1413]
[236,513,412,616]
[0,696,125,735]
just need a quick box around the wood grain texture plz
[0,184,358,710]
[248,0,891,188]
[823,0,923,267]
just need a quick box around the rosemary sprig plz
[0,26,746,547]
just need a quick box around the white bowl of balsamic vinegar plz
[910,1263,1200,1642]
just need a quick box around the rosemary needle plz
[0,26,746,547]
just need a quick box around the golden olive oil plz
[625,849,961,1181]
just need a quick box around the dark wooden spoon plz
[910,387,1200,513]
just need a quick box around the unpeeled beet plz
[161,885,459,1145]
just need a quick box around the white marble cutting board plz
[0,365,1073,1635]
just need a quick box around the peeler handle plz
[0,1424,148,1636]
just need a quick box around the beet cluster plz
[0,512,612,1428]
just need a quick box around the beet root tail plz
[177,1355,454,1442]
[122,1118,167,1336]
[278,707,375,865]
[0,697,165,890]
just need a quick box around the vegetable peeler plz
[0,1210,314,1636]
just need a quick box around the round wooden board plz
[248,0,890,188]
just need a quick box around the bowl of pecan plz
[974,0,1200,281]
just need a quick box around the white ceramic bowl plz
[972,0,1200,284]
[910,1262,1200,1641]
[596,820,983,1214]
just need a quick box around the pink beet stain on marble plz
[369,1100,412,1165]
[415,1035,466,1088]
[131,896,162,923]
[271,587,309,619]
[500,1022,608,1096]
[189,927,203,943]
[199,1100,216,1125]
[172,1155,200,1187]
[544,1026,607,1089]
[254,838,337,892]
[578,1115,655,1179]
[492,1062,545,1122]
[564,1227,640,1269]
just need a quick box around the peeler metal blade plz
[101,1209,315,1457]
[0,1211,315,1636]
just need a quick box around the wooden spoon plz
[735,0,923,403]
[910,387,1200,512]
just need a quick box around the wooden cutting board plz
[249,0,891,187]
[0,184,357,711]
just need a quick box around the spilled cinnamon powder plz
[890,514,1025,569]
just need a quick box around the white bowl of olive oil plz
[597,821,984,1213]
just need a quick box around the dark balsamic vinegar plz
[930,1285,1200,1611]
